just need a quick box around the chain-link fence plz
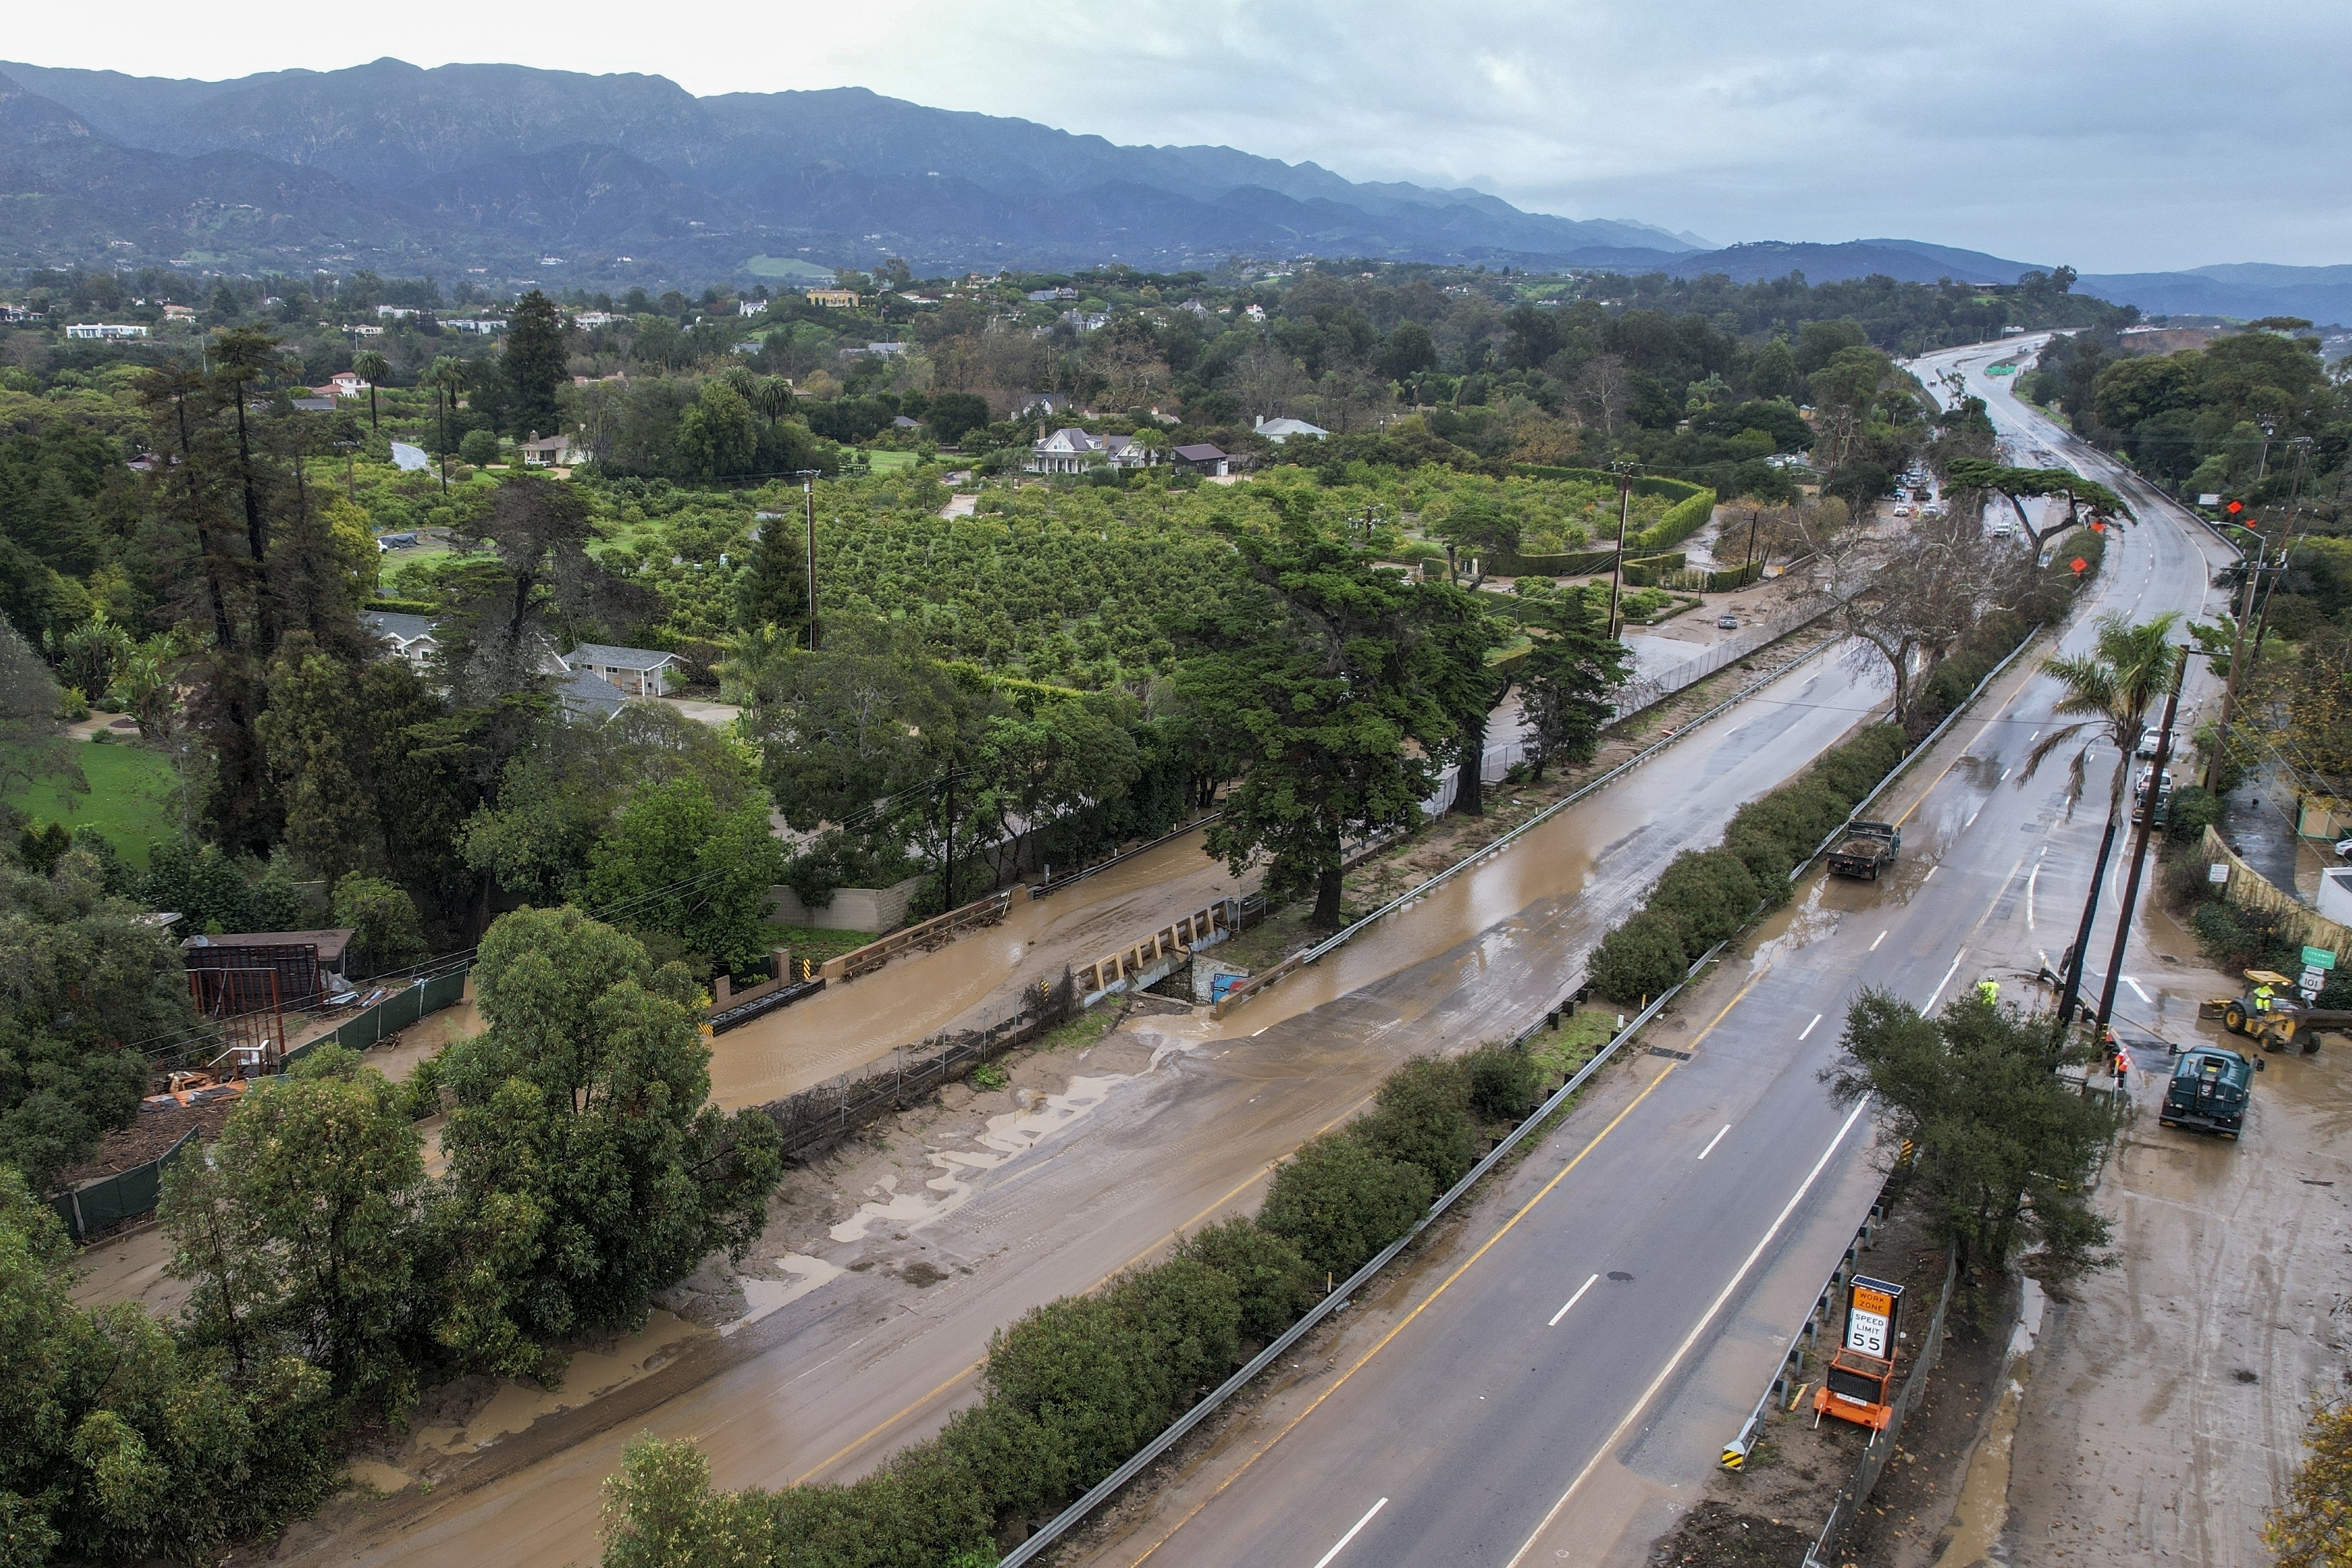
[1802,1249,1962,1566]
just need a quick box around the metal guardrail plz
[1802,1250,1962,1566]
[997,942,1726,1568]
[1214,632,1846,1018]
[707,976,827,1034]
[1790,627,2049,883]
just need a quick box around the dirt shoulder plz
[1991,920,2352,1567]
[1644,1206,2014,1568]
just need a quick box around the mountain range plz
[0,58,2344,326]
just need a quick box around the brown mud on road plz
[1991,929,2352,1567]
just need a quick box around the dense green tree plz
[1829,988,2112,1282]
[1182,518,1450,928]
[503,290,570,442]
[0,1168,345,1566]
[732,511,809,644]
[330,873,427,975]
[256,633,376,880]
[162,1048,425,1403]
[433,908,782,1366]
[923,391,991,447]
[1171,1217,1318,1343]
[1515,585,1631,781]
[583,776,788,978]
[0,850,208,1191]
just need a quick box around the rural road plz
[292,336,2228,1568]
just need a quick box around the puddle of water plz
[722,1253,847,1338]
[416,1309,705,1454]
[343,1459,414,1495]
[828,1073,1130,1242]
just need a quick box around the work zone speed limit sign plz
[1844,1276,1905,1357]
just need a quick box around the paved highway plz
[1069,338,2237,1568]
[300,337,2228,1568]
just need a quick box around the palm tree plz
[351,350,390,430]
[2020,609,2183,1023]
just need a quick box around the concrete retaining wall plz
[2203,824,2351,962]
[768,874,926,933]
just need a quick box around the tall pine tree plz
[501,290,567,441]
[734,514,808,642]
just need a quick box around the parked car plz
[1893,505,1914,517]
[2335,836,2352,861]
[1716,612,1740,629]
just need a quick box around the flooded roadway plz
[707,829,1247,1106]
[301,642,1896,1568]
[299,340,2223,1568]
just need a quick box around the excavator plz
[2208,970,2352,1054]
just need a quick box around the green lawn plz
[3,738,182,866]
[861,450,920,473]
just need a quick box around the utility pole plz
[2251,439,2312,658]
[1606,466,1633,639]
[2088,649,2187,1040]
[2203,506,2272,794]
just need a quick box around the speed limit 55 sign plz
[1843,1276,1905,1358]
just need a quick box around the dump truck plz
[2207,969,2352,1054]
[2159,1045,2259,1136]
[1827,821,1901,880]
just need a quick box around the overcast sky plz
[21,1,2347,273]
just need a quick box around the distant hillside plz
[0,57,1700,281]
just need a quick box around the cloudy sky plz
[21,0,2347,273]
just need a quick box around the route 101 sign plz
[1843,1276,1904,1358]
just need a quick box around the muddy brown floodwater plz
[707,826,1247,1106]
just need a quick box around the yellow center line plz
[1122,972,1768,1567]
[794,1089,1381,1485]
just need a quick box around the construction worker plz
[2254,980,2275,1014]
[1977,978,2000,1004]
[2112,1041,2131,1089]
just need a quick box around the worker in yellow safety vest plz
[1976,979,2000,1004]
[2253,982,2275,1014]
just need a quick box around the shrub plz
[1173,1217,1318,1343]
[1587,909,1690,1004]
[1463,1044,1545,1122]
[458,429,501,466]
[1647,848,1761,952]
[1350,1056,1477,1191]
[2166,783,2221,842]
[1258,1133,1433,1279]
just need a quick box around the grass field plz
[861,450,920,473]
[2,738,182,866]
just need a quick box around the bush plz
[1587,909,1690,1004]
[331,872,428,975]
[458,429,501,466]
[1173,1217,1318,1343]
[1647,848,1761,952]
[1463,1044,1544,1122]
[2166,783,2221,842]
[1257,1132,1432,1279]
[1351,1057,1476,1191]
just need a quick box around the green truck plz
[2159,1045,2259,1137]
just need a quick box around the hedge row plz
[603,1047,1550,1567]
[1512,465,1707,503]
[1587,724,1911,1004]
[1633,488,1719,554]
[1583,547,2107,1004]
